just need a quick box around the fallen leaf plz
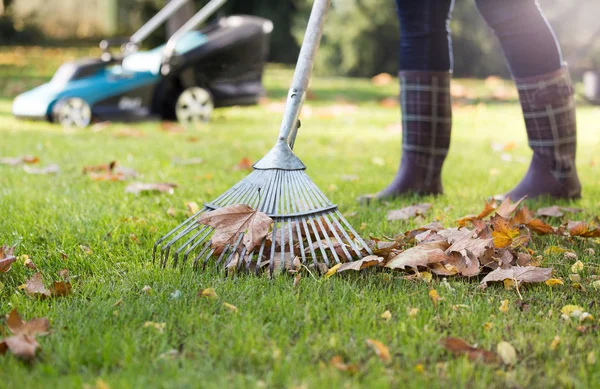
[440,337,498,364]
[512,207,554,235]
[160,122,184,132]
[23,164,60,175]
[480,266,553,289]
[571,260,584,273]
[337,255,383,273]
[561,305,584,316]
[387,203,432,221]
[330,355,359,374]
[197,288,217,298]
[366,339,391,363]
[371,73,393,86]
[550,336,561,350]
[429,289,442,307]
[491,215,520,248]
[223,302,238,313]
[23,257,36,270]
[536,206,581,218]
[233,157,253,171]
[113,127,145,138]
[457,200,497,226]
[499,299,509,313]
[198,204,273,254]
[568,221,600,238]
[408,307,418,317]
[545,278,564,287]
[497,341,517,365]
[6,309,50,336]
[0,245,16,272]
[494,196,526,218]
[381,310,392,321]
[80,245,92,254]
[385,240,450,271]
[125,182,177,195]
[324,263,342,278]
[186,201,200,216]
[50,281,72,296]
[0,335,40,361]
[0,155,39,166]
[24,273,51,298]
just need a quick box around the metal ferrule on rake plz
[153,0,372,274]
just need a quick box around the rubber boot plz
[499,65,581,200]
[360,71,452,204]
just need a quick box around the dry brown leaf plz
[160,122,184,132]
[50,281,72,297]
[480,266,552,289]
[0,155,39,166]
[125,182,177,195]
[536,206,581,218]
[24,273,51,298]
[330,355,359,374]
[337,255,383,273]
[0,335,40,361]
[23,257,36,270]
[387,203,432,221]
[368,240,401,258]
[366,339,391,363]
[457,199,497,226]
[385,240,450,271]
[494,196,526,218]
[233,157,253,171]
[512,207,554,235]
[0,245,16,273]
[568,221,600,238]
[198,204,273,254]
[293,273,301,288]
[440,337,498,364]
[6,309,50,336]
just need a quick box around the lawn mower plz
[11,0,273,127]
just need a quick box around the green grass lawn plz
[1,47,600,388]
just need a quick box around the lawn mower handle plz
[278,0,331,147]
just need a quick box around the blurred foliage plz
[2,0,599,77]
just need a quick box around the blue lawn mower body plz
[12,0,272,127]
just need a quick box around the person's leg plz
[364,0,455,201]
[476,0,581,199]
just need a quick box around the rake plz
[153,0,372,274]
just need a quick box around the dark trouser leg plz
[362,0,454,202]
[476,0,581,199]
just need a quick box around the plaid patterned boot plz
[362,71,452,202]
[502,66,581,200]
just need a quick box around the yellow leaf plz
[545,278,564,287]
[408,307,419,318]
[324,263,342,279]
[198,288,217,298]
[415,364,425,373]
[503,279,516,290]
[223,302,238,313]
[429,289,442,307]
[561,305,584,316]
[571,260,584,273]
[483,322,493,331]
[497,341,517,365]
[569,274,581,283]
[381,310,392,321]
[499,299,509,313]
[419,271,432,283]
[544,246,566,255]
[366,338,391,363]
[491,216,520,248]
[550,336,561,350]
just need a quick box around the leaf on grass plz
[24,273,51,298]
[512,207,555,235]
[160,122,184,132]
[6,309,50,336]
[0,155,39,166]
[536,206,581,218]
[491,215,520,248]
[499,299,509,313]
[233,157,253,171]
[80,245,92,254]
[571,260,584,273]
[125,182,177,195]
[480,266,552,289]
[457,199,497,226]
[143,321,166,332]
[0,335,40,361]
[440,337,498,364]
[23,164,60,175]
[387,203,432,221]
[494,196,526,218]
[568,221,600,238]
[330,355,359,374]
[198,204,273,254]
[385,240,450,271]
[337,255,383,273]
[366,339,391,362]
[369,240,401,257]
[197,288,217,298]
[50,281,72,296]
[223,302,238,313]
[324,263,342,278]
[497,341,517,365]
[23,256,36,270]
[0,245,16,273]
[429,289,442,307]
[185,201,200,216]
[381,310,392,321]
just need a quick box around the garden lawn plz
[1,47,600,388]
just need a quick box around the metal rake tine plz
[221,233,245,269]
[254,239,267,275]
[160,222,204,267]
[307,216,330,267]
[197,245,215,269]
[335,210,372,255]
[179,227,214,267]
[153,208,206,262]
[268,222,278,277]
[172,225,211,267]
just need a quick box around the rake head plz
[153,168,372,275]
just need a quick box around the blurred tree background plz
[1,0,599,78]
